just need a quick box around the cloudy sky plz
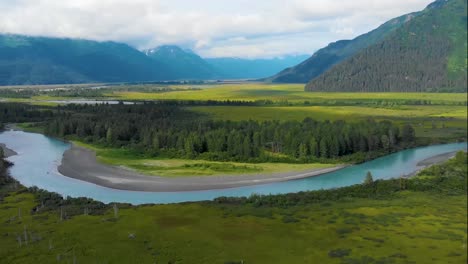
[0,0,433,58]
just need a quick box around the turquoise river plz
[0,130,466,204]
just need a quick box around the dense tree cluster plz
[0,103,54,123]
[43,104,408,163]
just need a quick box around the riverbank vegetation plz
[73,141,336,177]
[0,149,466,263]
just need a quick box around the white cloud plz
[0,0,434,58]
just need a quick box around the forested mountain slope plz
[267,13,419,83]
[0,34,172,85]
[306,0,467,92]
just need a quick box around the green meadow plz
[73,142,336,177]
[190,105,467,121]
[107,83,467,104]
[0,156,466,264]
[3,83,466,105]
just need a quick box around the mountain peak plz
[426,0,449,9]
[144,45,185,55]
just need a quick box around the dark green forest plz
[0,103,414,163]
[306,0,467,92]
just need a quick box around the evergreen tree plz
[298,143,308,160]
[364,171,374,185]
[401,124,416,142]
[106,128,114,144]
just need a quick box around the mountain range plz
[305,0,467,92]
[144,45,217,80]
[0,36,307,85]
[266,12,420,83]
[0,35,170,85]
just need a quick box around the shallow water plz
[46,100,137,105]
[0,130,466,205]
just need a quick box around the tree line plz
[41,103,415,163]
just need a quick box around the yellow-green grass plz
[0,189,465,263]
[191,105,468,122]
[191,105,468,139]
[73,141,336,177]
[2,98,60,106]
[108,83,467,104]
[14,123,44,134]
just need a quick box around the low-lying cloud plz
[0,0,433,58]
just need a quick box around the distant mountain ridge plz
[306,0,467,92]
[0,34,308,85]
[143,45,218,80]
[0,34,171,85]
[267,12,420,83]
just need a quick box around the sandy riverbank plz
[0,143,17,158]
[58,144,347,192]
[401,150,462,178]
[417,151,460,167]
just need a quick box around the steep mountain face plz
[306,0,467,92]
[0,35,171,85]
[206,55,309,79]
[267,13,419,83]
[144,45,218,80]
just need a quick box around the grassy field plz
[0,168,466,263]
[4,83,466,105]
[73,142,336,177]
[107,83,467,104]
[191,105,468,121]
[191,105,467,140]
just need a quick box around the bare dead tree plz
[18,207,21,220]
[113,203,119,219]
[73,248,77,264]
[23,225,28,245]
[17,235,22,247]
